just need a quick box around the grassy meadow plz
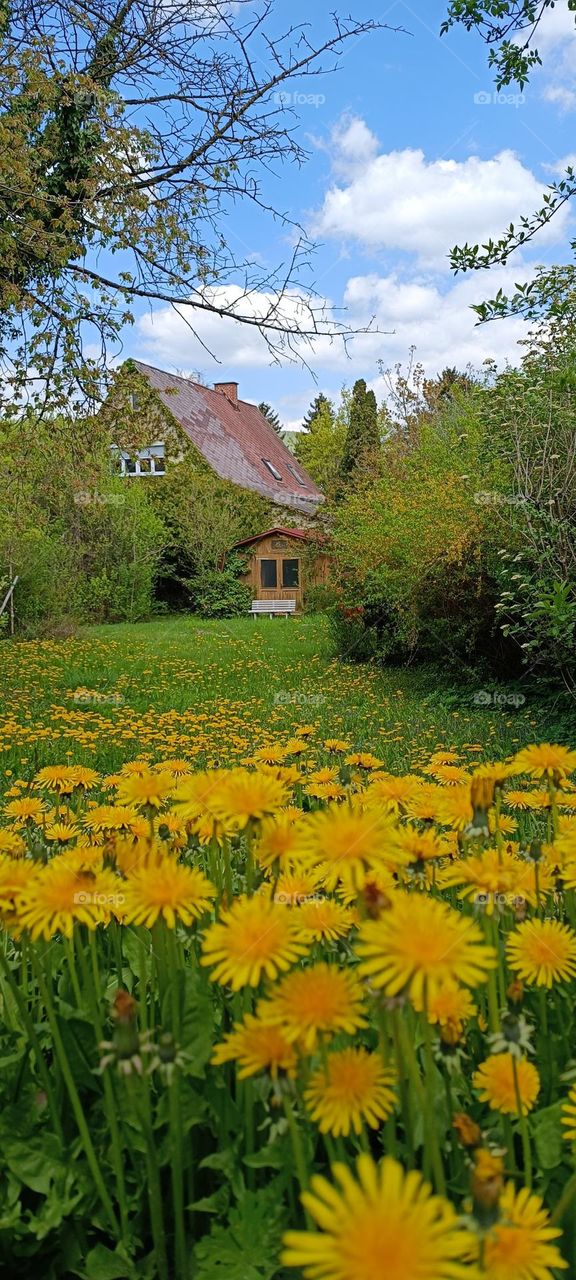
[2,617,576,1278]
[0,615,567,790]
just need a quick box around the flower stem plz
[0,945,63,1142]
[511,1055,532,1190]
[31,948,119,1237]
[421,994,446,1197]
[282,1092,312,1226]
[166,928,186,1279]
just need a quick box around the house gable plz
[115,361,324,513]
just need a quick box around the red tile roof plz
[132,362,323,513]
[231,527,322,548]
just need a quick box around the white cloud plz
[313,136,568,266]
[136,285,330,371]
[543,151,576,175]
[542,84,576,112]
[528,1,576,112]
[133,265,533,396]
[328,115,380,178]
[529,1,576,53]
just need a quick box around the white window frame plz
[262,458,283,481]
[115,443,166,476]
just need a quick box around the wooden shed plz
[230,527,330,611]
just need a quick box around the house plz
[230,527,330,611]
[111,361,323,515]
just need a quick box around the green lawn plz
[0,615,569,787]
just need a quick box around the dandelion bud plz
[363,881,392,919]
[471,1148,503,1227]
[452,1112,482,1148]
[440,1018,463,1047]
[506,978,524,1005]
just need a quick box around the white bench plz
[251,599,296,618]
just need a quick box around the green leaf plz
[193,1186,286,1280]
[80,1244,134,1279]
[180,966,215,1076]
[532,1103,563,1170]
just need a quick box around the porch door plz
[257,556,301,603]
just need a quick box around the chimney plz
[214,381,238,405]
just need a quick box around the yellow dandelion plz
[254,815,309,871]
[282,1155,472,1280]
[212,1011,296,1079]
[356,892,496,1003]
[561,1084,576,1142]
[362,772,419,813]
[261,962,366,1051]
[4,797,47,822]
[16,863,122,940]
[0,855,35,914]
[440,847,520,911]
[505,790,551,811]
[116,769,174,809]
[304,781,347,801]
[156,758,194,776]
[512,744,576,779]
[122,858,215,928]
[295,897,356,943]
[34,766,83,795]
[304,1048,396,1137]
[272,868,323,906]
[200,894,307,990]
[473,1054,540,1116]
[111,836,165,875]
[0,830,27,857]
[71,767,100,790]
[343,751,384,770]
[296,803,400,894]
[44,821,81,844]
[414,979,477,1029]
[208,768,289,830]
[435,785,474,831]
[506,919,576,987]
[478,1182,567,1278]
[390,824,451,864]
[83,805,140,834]
[426,764,471,786]
[404,782,445,823]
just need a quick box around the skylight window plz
[287,464,307,487]
[262,458,282,481]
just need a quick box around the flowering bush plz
[1,739,576,1276]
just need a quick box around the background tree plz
[1,2,395,410]
[294,393,346,497]
[258,403,282,434]
[442,1,576,321]
[302,393,333,431]
[339,378,380,483]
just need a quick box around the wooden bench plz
[251,599,296,618]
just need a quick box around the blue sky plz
[123,0,576,428]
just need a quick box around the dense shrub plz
[190,556,252,618]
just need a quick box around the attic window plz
[262,459,282,481]
[118,444,165,476]
[129,393,139,411]
[287,464,307,487]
